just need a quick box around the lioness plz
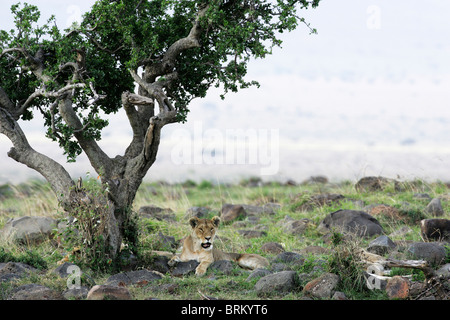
[168,216,269,276]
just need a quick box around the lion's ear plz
[189,217,199,228]
[211,216,220,227]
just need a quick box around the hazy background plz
[1,0,450,184]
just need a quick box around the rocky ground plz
[0,176,449,300]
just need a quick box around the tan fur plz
[168,216,269,276]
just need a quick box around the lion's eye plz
[199,228,203,232]
[210,229,214,233]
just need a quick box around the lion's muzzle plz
[201,242,211,249]
[201,237,212,249]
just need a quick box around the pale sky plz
[1,1,450,183]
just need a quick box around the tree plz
[0,0,320,265]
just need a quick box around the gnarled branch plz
[0,106,75,203]
[129,69,175,113]
[57,97,112,175]
[0,87,15,117]
[358,248,436,279]
[18,83,86,116]
[140,4,208,81]
[122,91,154,159]
[1,47,52,83]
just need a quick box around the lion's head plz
[189,216,220,250]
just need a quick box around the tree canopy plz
[0,1,320,261]
[1,0,319,162]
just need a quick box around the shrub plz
[57,178,140,272]
[326,231,368,295]
[198,180,214,190]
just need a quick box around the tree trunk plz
[65,176,139,261]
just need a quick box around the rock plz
[138,205,175,221]
[242,204,277,215]
[355,176,401,192]
[146,282,180,297]
[385,276,410,299]
[157,232,177,250]
[232,217,260,228]
[420,219,450,241]
[318,210,384,238]
[0,261,37,274]
[303,273,340,299]
[159,283,180,295]
[119,252,139,271]
[241,177,263,188]
[263,203,282,213]
[332,291,348,300]
[299,246,330,256]
[310,260,327,274]
[271,263,292,272]
[413,193,431,200]
[106,269,163,287]
[0,270,21,283]
[232,221,249,228]
[170,260,199,277]
[367,235,397,255]
[0,262,37,282]
[147,255,171,274]
[0,216,57,244]
[237,230,267,239]
[271,252,305,272]
[53,262,80,278]
[184,206,211,219]
[87,284,132,300]
[248,216,261,224]
[408,281,426,298]
[301,176,329,185]
[278,216,312,235]
[407,242,446,265]
[285,179,297,186]
[63,286,90,300]
[364,204,402,220]
[246,269,272,282]
[274,252,304,264]
[210,260,235,275]
[424,198,444,217]
[221,204,247,223]
[435,263,450,277]
[296,194,345,211]
[9,284,64,300]
[254,271,299,297]
[260,242,285,254]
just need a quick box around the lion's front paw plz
[168,257,178,267]
[195,266,207,276]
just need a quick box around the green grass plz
[0,178,449,300]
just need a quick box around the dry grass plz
[0,177,448,300]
